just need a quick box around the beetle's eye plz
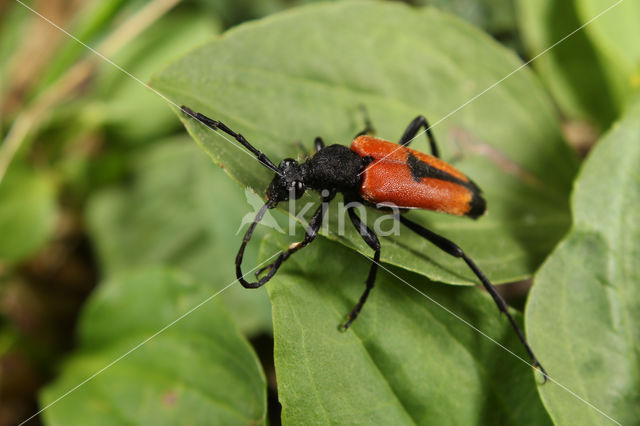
[280,158,296,169]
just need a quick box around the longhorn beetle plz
[181,105,548,382]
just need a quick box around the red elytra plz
[351,136,486,218]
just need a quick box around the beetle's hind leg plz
[394,213,548,382]
[341,206,381,330]
[398,115,440,158]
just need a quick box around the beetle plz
[181,105,548,381]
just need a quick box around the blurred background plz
[0,0,616,424]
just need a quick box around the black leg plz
[398,115,440,158]
[235,200,275,288]
[236,192,335,288]
[395,214,548,382]
[181,106,279,173]
[342,207,381,329]
[355,104,375,137]
[314,137,325,153]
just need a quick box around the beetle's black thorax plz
[303,144,366,193]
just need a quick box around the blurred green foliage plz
[517,0,621,130]
[41,268,267,426]
[0,165,58,265]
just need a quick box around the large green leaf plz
[516,0,621,129]
[86,137,275,334]
[526,98,640,424]
[40,268,267,425]
[0,165,58,266]
[151,2,576,286]
[261,234,550,424]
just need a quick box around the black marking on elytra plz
[467,191,486,219]
[406,152,485,218]
[407,152,464,185]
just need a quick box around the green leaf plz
[526,97,640,424]
[151,2,577,286]
[577,0,640,99]
[516,0,621,129]
[261,234,550,424]
[40,268,267,425]
[86,137,274,334]
[0,165,58,265]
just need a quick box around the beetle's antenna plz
[181,106,280,174]
[235,199,278,288]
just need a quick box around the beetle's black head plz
[266,158,306,204]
